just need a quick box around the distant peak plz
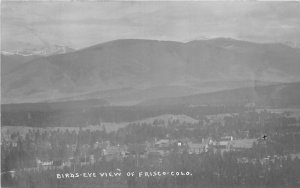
[1,45,74,56]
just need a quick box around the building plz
[103,145,126,161]
[188,143,207,154]
[154,139,170,148]
[229,139,258,150]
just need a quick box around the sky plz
[2,1,300,50]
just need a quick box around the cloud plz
[2,1,300,50]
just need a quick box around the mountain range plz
[2,38,300,105]
[1,45,74,56]
[1,45,74,74]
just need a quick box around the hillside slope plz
[139,82,300,107]
[2,38,300,103]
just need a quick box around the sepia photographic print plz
[1,0,300,188]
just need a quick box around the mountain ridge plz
[2,38,300,104]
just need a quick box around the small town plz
[2,110,300,187]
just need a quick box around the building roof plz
[188,143,206,149]
[155,139,169,145]
[230,139,257,149]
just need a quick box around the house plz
[36,159,54,170]
[229,139,257,150]
[186,137,217,154]
[202,137,215,145]
[215,136,233,151]
[147,148,168,157]
[93,140,110,150]
[36,156,67,170]
[154,139,170,148]
[103,145,126,161]
[188,143,207,154]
